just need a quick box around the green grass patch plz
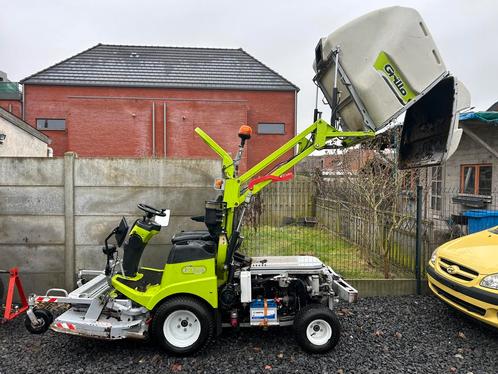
[241,225,386,279]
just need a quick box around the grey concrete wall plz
[0,155,220,294]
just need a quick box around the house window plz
[402,169,420,192]
[36,119,66,131]
[460,164,492,196]
[257,123,285,135]
[430,166,442,211]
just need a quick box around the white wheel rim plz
[164,310,201,348]
[306,319,332,346]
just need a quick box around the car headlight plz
[430,248,438,264]
[480,274,498,290]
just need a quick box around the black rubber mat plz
[115,268,163,292]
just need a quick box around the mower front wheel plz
[151,296,214,356]
[25,309,54,334]
[293,304,341,353]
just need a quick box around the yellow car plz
[427,226,498,328]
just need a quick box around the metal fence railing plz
[241,177,498,280]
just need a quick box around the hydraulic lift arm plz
[237,120,373,201]
[195,119,373,210]
[195,119,374,280]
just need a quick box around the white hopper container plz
[313,6,470,168]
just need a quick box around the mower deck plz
[52,307,146,340]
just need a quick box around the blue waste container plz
[463,210,498,234]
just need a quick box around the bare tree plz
[315,133,414,278]
[245,193,263,231]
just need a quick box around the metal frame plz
[314,48,375,132]
[29,270,150,339]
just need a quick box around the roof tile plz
[21,44,298,91]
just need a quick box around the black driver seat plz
[171,230,213,244]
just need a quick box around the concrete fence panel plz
[74,187,214,216]
[0,158,64,186]
[0,154,220,294]
[0,186,64,215]
[74,158,218,187]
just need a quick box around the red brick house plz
[19,44,298,170]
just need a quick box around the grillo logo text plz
[384,64,407,96]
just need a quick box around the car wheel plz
[151,296,214,356]
[293,304,341,353]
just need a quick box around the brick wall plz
[23,85,296,172]
[0,99,22,118]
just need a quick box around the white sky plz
[2,0,497,131]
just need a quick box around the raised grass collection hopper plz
[314,6,471,168]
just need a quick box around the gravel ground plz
[1,295,497,374]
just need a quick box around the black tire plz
[151,296,214,356]
[24,309,54,334]
[293,304,341,353]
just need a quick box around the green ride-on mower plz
[25,6,470,355]
[24,122,362,355]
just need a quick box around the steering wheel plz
[137,203,166,217]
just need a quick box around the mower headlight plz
[480,274,498,290]
[430,248,438,264]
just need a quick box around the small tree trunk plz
[383,228,394,279]
[370,209,378,265]
[383,248,391,279]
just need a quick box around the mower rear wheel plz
[24,309,54,334]
[151,296,214,356]
[293,304,341,353]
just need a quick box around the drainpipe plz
[22,86,25,120]
[294,90,298,156]
[163,102,167,157]
[294,90,298,136]
[152,102,156,157]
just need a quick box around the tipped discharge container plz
[313,6,471,168]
